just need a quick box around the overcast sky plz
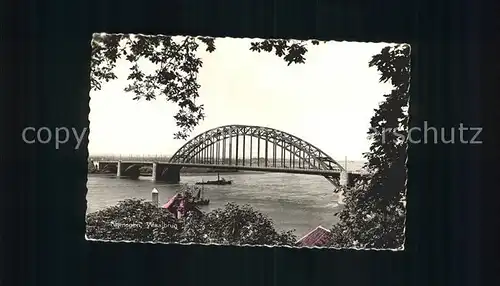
[89,36,398,161]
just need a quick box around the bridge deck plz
[96,160,366,176]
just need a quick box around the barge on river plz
[195,173,232,185]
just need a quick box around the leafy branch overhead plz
[90,34,324,139]
[249,39,324,65]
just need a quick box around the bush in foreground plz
[181,202,297,246]
[86,199,181,242]
[86,199,297,246]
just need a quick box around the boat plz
[195,179,232,185]
[193,185,210,206]
[195,173,232,185]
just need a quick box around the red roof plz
[296,226,332,247]
[161,193,202,217]
[162,193,180,213]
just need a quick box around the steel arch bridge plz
[168,124,348,186]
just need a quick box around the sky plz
[89,36,398,161]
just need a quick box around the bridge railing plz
[88,154,172,162]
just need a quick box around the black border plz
[3,0,484,285]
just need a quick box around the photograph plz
[86,33,411,250]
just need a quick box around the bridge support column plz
[152,162,158,182]
[117,161,122,178]
[337,171,349,205]
[160,166,181,183]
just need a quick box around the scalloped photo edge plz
[86,34,411,251]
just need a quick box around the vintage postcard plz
[86,34,410,250]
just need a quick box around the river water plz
[86,172,343,238]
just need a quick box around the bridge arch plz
[169,125,347,186]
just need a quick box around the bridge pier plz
[117,161,137,178]
[160,166,181,183]
[117,161,122,178]
[152,162,158,182]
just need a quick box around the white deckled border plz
[86,35,411,252]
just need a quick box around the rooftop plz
[296,226,332,247]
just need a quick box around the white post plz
[151,188,159,207]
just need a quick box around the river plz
[86,172,343,238]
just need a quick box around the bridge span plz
[95,160,364,181]
[91,124,369,203]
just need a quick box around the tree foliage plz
[86,198,297,246]
[180,202,297,246]
[86,199,181,242]
[91,34,320,139]
[328,44,411,249]
[249,39,324,65]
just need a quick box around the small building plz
[161,193,202,218]
[296,226,332,247]
[162,193,182,217]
